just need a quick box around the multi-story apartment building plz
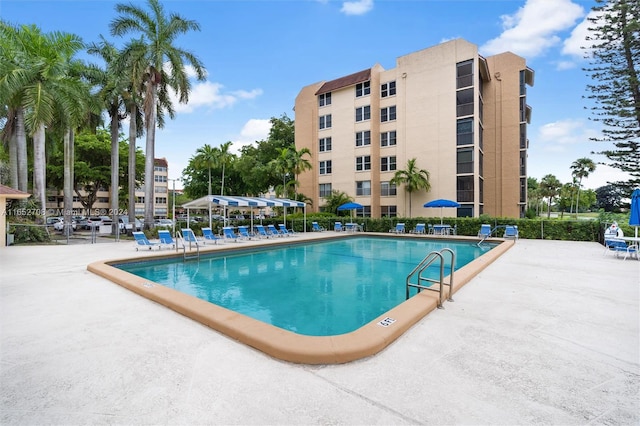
[295,38,533,219]
[46,157,170,219]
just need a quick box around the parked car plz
[46,216,63,227]
[53,219,77,232]
[155,218,174,227]
[84,216,111,230]
[119,216,142,234]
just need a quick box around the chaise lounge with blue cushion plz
[157,230,176,249]
[503,225,519,240]
[201,227,223,244]
[133,231,160,250]
[390,223,405,234]
[604,238,638,260]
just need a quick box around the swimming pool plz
[117,237,494,336]
[88,233,513,364]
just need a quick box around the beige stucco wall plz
[295,39,530,219]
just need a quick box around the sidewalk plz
[1,238,638,424]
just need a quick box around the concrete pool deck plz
[1,235,638,424]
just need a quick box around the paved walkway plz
[1,237,638,425]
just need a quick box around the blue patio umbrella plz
[423,199,460,224]
[337,202,363,221]
[629,189,640,238]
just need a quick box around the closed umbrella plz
[423,199,460,224]
[629,189,640,239]
[337,202,363,222]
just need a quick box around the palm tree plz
[217,141,233,196]
[269,148,295,198]
[322,190,352,215]
[570,157,596,216]
[539,174,562,218]
[0,22,27,192]
[390,158,431,218]
[87,36,131,233]
[111,0,206,229]
[0,23,86,218]
[289,147,312,198]
[194,144,216,195]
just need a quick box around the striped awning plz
[182,195,305,209]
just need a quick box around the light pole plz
[169,178,181,236]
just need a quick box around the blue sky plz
[1,0,629,190]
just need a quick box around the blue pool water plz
[117,236,495,336]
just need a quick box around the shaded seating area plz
[133,232,160,250]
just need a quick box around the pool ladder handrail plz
[176,230,200,261]
[406,248,455,309]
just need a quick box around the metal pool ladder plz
[176,230,200,261]
[405,248,455,309]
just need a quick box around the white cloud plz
[171,82,263,113]
[562,9,605,59]
[536,118,600,152]
[555,60,577,71]
[480,0,584,58]
[230,119,272,154]
[340,0,373,16]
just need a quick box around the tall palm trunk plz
[63,129,74,236]
[9,131,18,189]
[110,108,120,234]
[143,84,157,230]
[32,123,46,219]
[128,104,137,224]
[16,108,28,192]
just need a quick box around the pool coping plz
[87,234,514,364]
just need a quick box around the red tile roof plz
[154,158,168,168]
[0,184,30,198]
[315,68,372,95]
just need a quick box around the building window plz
[381,106,396,122]
[155,186,167,193]
[381,81,396,97]
[355,131,371,147]
[479,151,484,177]
[457,176,474,203]
[520,177,526,203]
[381,156,397,172]
[457,118,473,146]
[479,124,484,150]
[154,175,167,182]
[380,130,397,147]
[319,92,331,107]
[520,97,527,122]
[154,166,167,172]
[319,137,332,152]
[457,206,473,218]
[319,183,332,197]
[97,197,109,203]
[380,181,397,196]
[381,205,397,217]
[456,88,473,117]
[520,150,526,176]
[456,60,473,89]
[155,197,167,204]
[457,148,473,174]
[520,70,526,96]
[356,81,370,97]
[319,114,332,129]
[136,196,144,203]
[355,156,371,171]
[520,123,527,149]
[356,180,371,196]
[355,105,371,122]
[319,160,332,175]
